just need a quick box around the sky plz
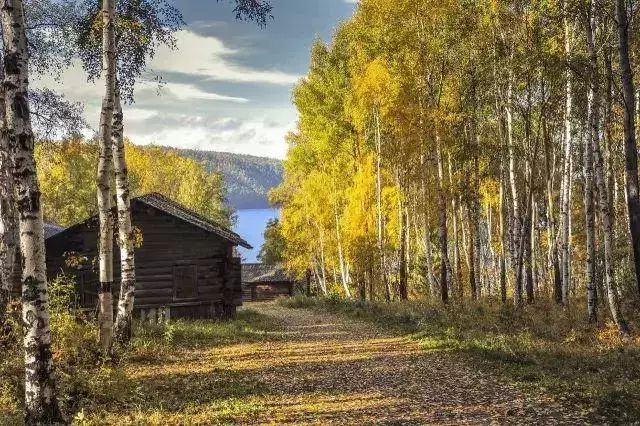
[33,0,357,160]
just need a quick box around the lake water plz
[234,208,279,263]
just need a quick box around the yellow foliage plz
[36,138,232,227]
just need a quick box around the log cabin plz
[45,192,252,320]
[241,263,296,302]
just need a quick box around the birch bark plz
[1,0,63,421]
[96,0,117,354]
[589,3,629,332]
[374,111,391,301]
[499,152,507,303]
[559,9,574,305]
[0,57,17,327]
[112,85,137,343]
[584,73,597,323]
[449,153,462,296]
[436,134,450,303]
[506,68,521,298]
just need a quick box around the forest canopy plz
[273,0,640,332]
[36,137,234,227]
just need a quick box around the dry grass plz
[0,307,284,425]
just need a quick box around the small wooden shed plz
[45,192,252,319]
[241,263,295,302]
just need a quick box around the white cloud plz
[150,30,301,85]
[30,30,296,157]
[155,82,249,103]
[130,115,294,159]
[124,108,158,122]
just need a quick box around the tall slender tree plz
[1,0,63,422]
[112,84,136,344]
[615,0,640,294]
[96,0,117,354]
[0,59,17,329]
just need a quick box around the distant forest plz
[177,149,283,209]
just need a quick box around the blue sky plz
[34,0,356,159]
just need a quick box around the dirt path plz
[117,303,596,425]
[224,303,593,424]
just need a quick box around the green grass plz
[279,295,640,423]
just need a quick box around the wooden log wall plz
[45,202,244,320]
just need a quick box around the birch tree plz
[588,1,628,333]
[96,0,116,354]
[584,2,597,323]
[559,6,574,306]
[112,86,136,344]
[1,0,63,421]
[614,0,640,294]
[0,60,17,329]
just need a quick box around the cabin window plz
[173,265,198,299]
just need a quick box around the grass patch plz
[1,305,282,425]
[279,295,640,422]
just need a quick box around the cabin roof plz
[137,193,252,249]
[45,192,252,249]
[242,263,293,283]
[44,222,64,239]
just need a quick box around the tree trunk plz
[0,57,18,328]
[615,0,640,295]
[591,3,629,333]
[542,99,561,299]
[317,231,328,296]
[499,152,507,303]
[399,199,408,300]
[515,129,541,306]
[560,9,574,305]
[506,71,522,300]
[472,134,481,300]
[112,86,137,344]
[468,205,477,301]
[437,135,449,303]
[333,184,351,298]
[1,0,64,422]
[449,153,462,297]
[97,0,117,354]
[583,9,600,323]
[420,160,438,296]
[374,111,390,301]
[421,218,438,296]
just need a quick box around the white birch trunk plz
[0,57,17,326]
[374,111,390,300]
[584,84,597,322]
[506,68,521,298]
[97,0,116,354]
[112,86,137,343]
[449,152,461,296]
[420,167,438,296]
[588,3,628,333]
[423,222,438,296]
[332,186,351,298]
[436,134,451,302]
[560,10,574,305]
[1,0,63,421]
[499,155,508,302]
[317,229,328,296]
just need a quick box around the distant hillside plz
[177,149,283,210]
